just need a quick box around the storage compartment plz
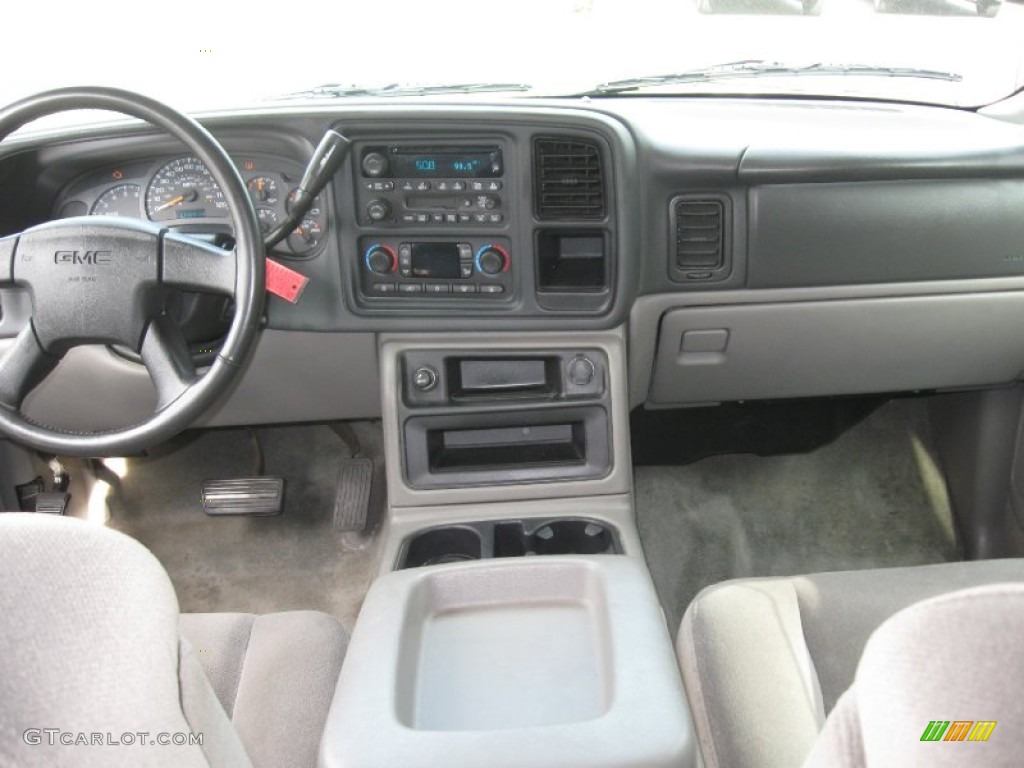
[398,563,611,731]
[446,356,560,400]
[649,294,1024,405]
[398,517,621,568]
[534,231,611,313]
[322,557,697,768]
[404,406,611,488]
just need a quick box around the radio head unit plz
[356,143,508,228]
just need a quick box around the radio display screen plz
[411,243,461,279]
[392,149,502,178]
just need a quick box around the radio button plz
[479,284,504,294]
[485,180,502,191]
[458,213,472,223]
[435,181,449,191]
[473,213,488,223]
[444,213,458,224]
[366,199,392,222]
[451,181,466,191]
[401,180,415,192]
[488,213,504,224]
[431,214,444,223]
[425,283,450,294]
[471,181,485,191]
[452,283,478,294]
[398,283,423,294]
[372,283,398,294]
[415,181,431,192]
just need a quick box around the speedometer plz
[146,157,228,222]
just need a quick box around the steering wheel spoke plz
[0,234,17,286]
[0,323,62,409]
[140,314,198,411]
[162,230,238,296]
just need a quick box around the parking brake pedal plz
[333,458,374,532]
[202,478,284,516]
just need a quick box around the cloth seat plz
[0,513,347,768]
[677,559,1024,768]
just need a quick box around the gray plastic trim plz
[379,329,632,507]
[648,293,1024,405]
[0,330,380,432]
[321,555,697,768]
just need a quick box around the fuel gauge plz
[247,176,279,205]
[287,216,324,256]
[285,189,327,257]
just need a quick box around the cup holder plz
[399,518,620,569]
[404,526,483,569]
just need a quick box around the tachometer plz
[146,157,228,222]
[90,183,142,217]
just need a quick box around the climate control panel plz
[359,237,513,299]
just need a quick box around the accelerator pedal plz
[333,458,374,532]
[202,477,284,516]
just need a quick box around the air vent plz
[674,199,725,269]
[534,138,605,220]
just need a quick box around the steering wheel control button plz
[412,366,439,392]
[567,356,597,387]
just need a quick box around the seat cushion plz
[677,558,1024,768]
[180,611,349,768]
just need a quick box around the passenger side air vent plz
[533,138,605,220]
[674,199,724,269]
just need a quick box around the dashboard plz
[2,95,1024,431]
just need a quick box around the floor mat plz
[107,421,385,632]
[635,398,959,632]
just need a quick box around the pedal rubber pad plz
[34,492,70,515]
[333,458,374,532]
[202,477,284,516]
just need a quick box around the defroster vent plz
[534,138,605,220]
[673,198,725,270]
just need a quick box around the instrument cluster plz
[54,153,329,258]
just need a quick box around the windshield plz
[3,0,1023,121]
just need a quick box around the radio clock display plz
[390,148,503,178]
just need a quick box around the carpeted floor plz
[107,421,385,632]
[635,397,960,631]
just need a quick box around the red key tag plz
[265,257,309,304]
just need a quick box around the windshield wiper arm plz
[580,60,962,95]
[275,82,533,100]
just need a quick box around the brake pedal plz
[202,478,284,516]
[34,492,70,515]
[333,458,374,532]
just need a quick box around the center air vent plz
[533,138,605,221]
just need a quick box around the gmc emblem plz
[54,250,112,265]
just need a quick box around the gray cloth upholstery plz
[0,513,250,767]
[180,611,349,768]
[0,513,348,768]
[803,584,1024,767]
[678,559,1024,768]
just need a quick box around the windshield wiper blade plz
[581,60,962,95]
[275,82,533,100]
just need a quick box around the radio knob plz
[362,152,389,177]
[366,199,392,222]
[475,245,508,276]
[364,244,396,274]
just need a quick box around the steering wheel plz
[0,88,265,457]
